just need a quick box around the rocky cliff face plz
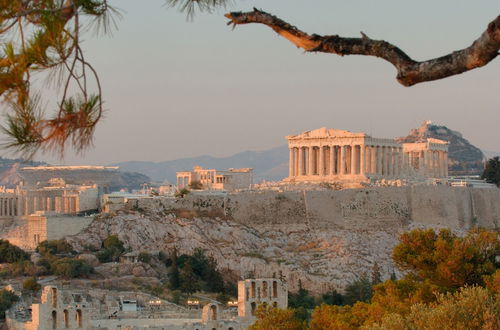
[67,187,500,294]
[396,121,485,175]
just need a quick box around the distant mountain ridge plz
[112,145,289,183]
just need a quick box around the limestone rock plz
[30,252,42,264]
[67,187,500,294]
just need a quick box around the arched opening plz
[51,311,57,329]
[63,309,69,328]
[229,328,234,330]
[51,288,58,307]
[250,281,256,298]
[76,309,82,328]
[273,302,278,308]
[262,281,268,298]
[210,305,217,320]
[272,281,278,298]
[251,302,256,315]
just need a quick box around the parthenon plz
[286,127,448,183]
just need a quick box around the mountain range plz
[112,145,289,183]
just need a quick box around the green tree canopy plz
[482,156,500,187]
[36,239,75,256]
[392,228,499,289]
[0,239,29,263]
[0,289,18,319]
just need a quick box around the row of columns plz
[0,197,18,217]
[406,150,448,178]
[289,145,403,178]
[19,196,79,215]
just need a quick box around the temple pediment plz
[286,127,366,140]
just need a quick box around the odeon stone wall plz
[0,215,94,250]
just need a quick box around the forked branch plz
[225,9,500,86]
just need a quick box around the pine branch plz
[225,9,500,86]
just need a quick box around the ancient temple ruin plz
[286,127,448,184]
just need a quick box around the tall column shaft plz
[308,146,314,176]
[371,146,376,175]
[444,152,448,178]
[433,151,438,177]
[298,147,304,176]
[319,146,325,176]
[329,146,335,175]
[441,151,448,178]
[289,148,294,177]
[375,146,381,175]
[360,145,366,175]
[351,145,357,175]
[340,146,346,175]
[386,147,394,177]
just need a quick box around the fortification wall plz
[133,186,500,231]
[80,186,499,293]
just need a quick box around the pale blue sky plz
[30,1,500,164]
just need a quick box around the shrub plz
[50,258,93,279]
[23,277,41,292]
[36,240,75,256]
[175,188,190,198]
[0,289,18,319]
[103,235,125,252]
[138,251,152,263]
[0,239,29,263]
[96,235,126,262]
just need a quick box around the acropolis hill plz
[68,185,500,294]
[2,122,498,299]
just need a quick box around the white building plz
[177,166,253,191]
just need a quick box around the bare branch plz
[225,9,500,86]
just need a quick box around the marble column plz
[434,151,439,177]
[319,146,325,176]
[422,150,427,176]
[442,151,447,177]
[442,151,446,177]
[298,147,304,176]
[360,145,366,175]
[444,152,448,177]
[351,145,357,175]
[376,146,380,175]
[289,148,294,177]
[383,146,387,176]
[340,146,346,175]
[371,146,376,175]
[308,146,314,176]
[387,147,393,177]
[365,146,370,174]
[330,147,334,175]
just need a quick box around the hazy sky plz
[18,0,500,165]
